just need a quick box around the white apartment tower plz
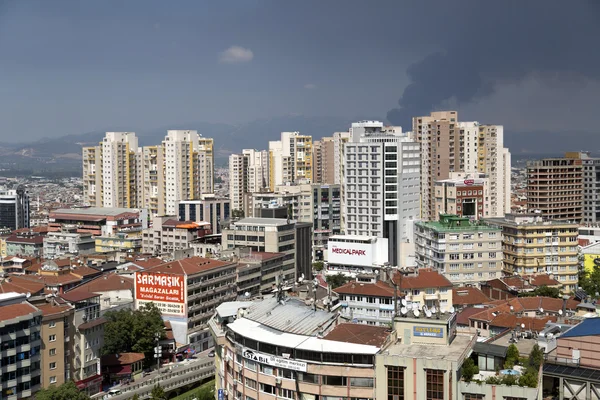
[229,149,270,214]
[342,121,421,267]
[163,130,214,215]
[268,132,313,189]
[83,132,142,208]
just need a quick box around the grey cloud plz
[387,1,600,127]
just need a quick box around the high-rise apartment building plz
[83,132,142,208]
[486,214,580,293]
[580,152,600,225]
[268,132,312,189]
[229,149,270,214]
[527,153,583,222]
[343,121,420,266]
[0,186,30,230]
[415,214,503,286]
[413,112,511,220]
[84,131,214,217]
[333,131,352,185]
[312,137,336,184]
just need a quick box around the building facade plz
[312,137,336,184]
[415,214,503,286]
[141,216,212,256]
[527,153,584,222]
[486,214,580,293]
[0,186,30,230]
[580,152,600,225]
[434,173,490,219]
[42,230,96,259]
[229,149,270,215]
[178,194,231,234]
[269,132,313,189]
[343,121,420,267]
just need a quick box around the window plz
[426,369,444,400]
[49,322,56,328]
[351,377,374,387]
[260,364,274,375]
[387,366,404,400]
[245,378,257,390]
[49,376,57,384]
[49,362,57,370]
[259,383,276,395]
[245,360,257,371]
[278,369,294,379]
[298,372,318,384]
[49,335,56,342]
[49,348,56,356]
[278,388,295,399]
[323,375,347,386]
[464,394,484,400]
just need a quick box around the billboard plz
[328,241,374,267]
[135,272,186,317]
[242,348,307,372]
[413,326,444,338]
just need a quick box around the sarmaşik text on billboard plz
[135,272,185,304]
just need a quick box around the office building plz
[527,153,584,222]
[415,214,503,285]
[83,132,142,208]
[0,293,42,399]
[0,186,30,231]
[434,173,490,219]
[268,132,313,189]
[343,121,420,266]
[135,257,238,351]
[210,297,389,400]
[141,216,213,256]
[486,214,580,292]
[413,112,511,220]
[221,218,296,283]
[229,149,270,215]
[177,194,231,234]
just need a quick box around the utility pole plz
[155,332,162,372]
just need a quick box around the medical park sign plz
[242,348,307,372]
[134,271,187,317]
[327,241,374,267]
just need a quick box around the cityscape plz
[1,2,600,400]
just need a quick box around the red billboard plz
[135,272,186,316]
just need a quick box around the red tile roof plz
[147,257,236,276]
[334,281,395,297]
[0,302,39,320]
[18,273,83,287]
[60,290,100,303]
[453,287,491,306]
[396,269,453,290]
[101,352,146,367]
[70,274,133,293]
[456,307,485,325]
[524,274,561,287]
[242,252,285,261]
[36,302,73,317]
[323,323,390,347]
[5,234,44,244]
[0,276,46,295]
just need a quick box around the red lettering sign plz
[331,247,366,256]
[464,179,474,185]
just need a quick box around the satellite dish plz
[412,303,419,311]
[26,292,31,299]
[510,305,514,311]
[440,307,447,314]
[401,307,408,315]
[539,307,544,314]
[244,292,251,298]
[414,309,420,318]
[559,309,563,315]
[547,333,554,339]
[401,299,407,306]
[426,310,432,318]
[521,323,526,329]
[449,306,455,313]
[430,306,437,314]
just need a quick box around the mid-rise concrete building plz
[177,194,231,234]
[580,152,600,225]
[325,235,389,277]
[343,121,420,266]
[415,214,503,286]
[434,173,490,219]
[48,207,148,237]
[141,216,212,256]
[527,153,584,222]
[236,251,288,296]
[486,214,580,293]
[0,186,30,230]
[269,132,313,189]
[42,230,96,259]
[229,149,270,215]
[135,257,237,351]
[0,293,42,399]
[312,137,336,184]
[413,112,511,220]
[221,218,297,283]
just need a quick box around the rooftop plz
[334,281,395,297]
[453,287,491,306]
[231,218,292,226]
[561,318,600,339]
[70,273,133,293]
[216,301,254,318]
[0,302,39,320]
[395,269,453,290]
[381,333,474,362]
[417,214,500,232]
[240,252,286,262]
[323,323,390,347]
[51,207,142,217]
[59,290,100,303]
[485,214,579,228]
[36,302,73,317]
[146,256,235,276]
[101,352,146,366]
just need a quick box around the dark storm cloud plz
[387,1,600,127]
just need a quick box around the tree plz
[130,395,140,400]
[151,384,166,400]
[580,265,600,297]
[504,343,519,369]
[461,357,479,382]
[231,209,245,219]
[102,303,166,367]
[528,343,544,370]
[35,381,91,400]
[518,367,539,388]
[325,273,351,289]
[312,261,324,272]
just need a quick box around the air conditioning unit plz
[233,379,239,386]
[275,377,282,385]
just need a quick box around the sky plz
[1,0,599,142]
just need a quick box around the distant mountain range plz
[0,115,598,176]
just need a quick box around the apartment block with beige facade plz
[415,214,504,286]
[527,152,584,222]
[312,137,335,184]
[268,132,312,189]
[486,213,580,293]
[229,149,270,214]
[413,112,511,221]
